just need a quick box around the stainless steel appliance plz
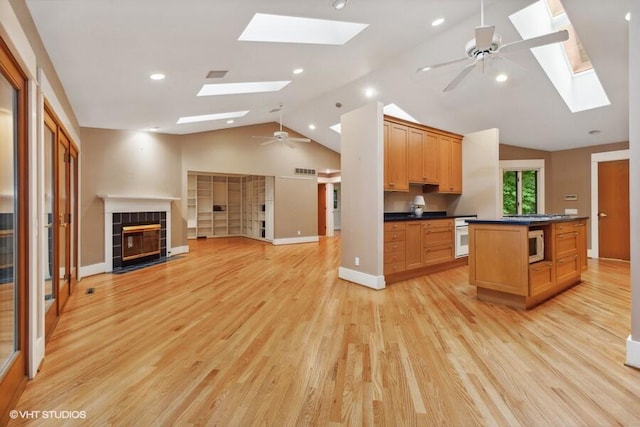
[455,217,475,258]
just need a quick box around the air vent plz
[206,70,228,79]
[295,168,316,176]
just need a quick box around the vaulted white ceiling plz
[25,0,630,153]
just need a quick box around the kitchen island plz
[467,215,588,309]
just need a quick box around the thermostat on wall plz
[563,194,578,201]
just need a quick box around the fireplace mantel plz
[99,194,180,272]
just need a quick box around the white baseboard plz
[272,236,319,245]
[626,335,640,368]
[169,245,189,256]
[79,262,105,279]
[338,267,385,290]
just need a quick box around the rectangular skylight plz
[177,110,249,125]
[197,81,290,97]
[509,1,610,113]
[238,13,368,45]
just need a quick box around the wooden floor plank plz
[8,236,640,426]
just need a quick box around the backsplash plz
[384,187,451,212]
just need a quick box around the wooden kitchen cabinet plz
[384,222,406,274]
[470,218,587,309]
[553,222,580,287]
[437,136,462,194]
[574,219,588,271]
[384,121,409,192]
[423,219,454,265]
[405,221,423,270]
[408,128,440,185]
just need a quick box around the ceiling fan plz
[417,0,569,92]
[253,105,311,148]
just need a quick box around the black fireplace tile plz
[161,229,166,239]
[161,248,167,257]
[113,255,122,268]
[153,212,159,222]
[112,234,121,247]
[113,223,122,236]
[160,212,166,220]
[113,213,121,224]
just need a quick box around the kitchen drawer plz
[384,261,406,274]
[423,219,453,229]
[555,231,578,258]
[529,261,553,296]
[384,241,404,253]
[555,253,580,286]
[423,228,453,246]
[423,243,454,265]
[384,230,406,243]
[384,222,406,232]
[384,249,406,264]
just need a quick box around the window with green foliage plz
[503,169,539,215]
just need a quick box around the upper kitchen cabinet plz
[437,135,462,194]
[408,128,440,185]
[384,119,409,192]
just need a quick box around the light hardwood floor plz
[8,236,640,426]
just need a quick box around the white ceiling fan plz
[417,0,569,92]
[253,105,311,148]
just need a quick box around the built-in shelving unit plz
[187,172,273,241]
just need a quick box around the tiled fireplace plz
[100,195,178,272]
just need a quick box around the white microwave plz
[528,230,544,263]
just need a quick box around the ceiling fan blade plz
[499,29,569,54]
[443,61,477,92]
[417,56,471,72]
[288,137,311,143]
[259,139,277,146]
[475,25,495,51]
[284,140,297,149]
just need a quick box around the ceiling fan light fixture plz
[332,0,348,10]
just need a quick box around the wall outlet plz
[565,208,578,215]
[355,257,360,266]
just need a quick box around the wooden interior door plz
[44,110,58,336]
[598,159,629,260]
[317,184,326,236]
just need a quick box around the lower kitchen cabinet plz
[384,218,466,283]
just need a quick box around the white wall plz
[338,102,385,290]
[626,1,640,368]
[452,128,501,219]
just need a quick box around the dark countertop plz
[384,211,477,222]
[466,215,589,225]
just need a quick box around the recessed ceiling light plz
[293,68,304,75]
[177,110,249,125]
[197,81,290,96]
[365,87,376,98]
[238,13,368,45]
[150,73,165,80]
[625,12,631,21]
[496,73,509,83]
[332,0,348,10]
[432,18,445,27]
[309,124,316,130]
[227,120,235,124]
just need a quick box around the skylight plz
[509,0,609,113]
[238,13,368,45]
[177,110,249,125]
[197,81,290,97]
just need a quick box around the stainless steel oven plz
[455,217,475,258]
